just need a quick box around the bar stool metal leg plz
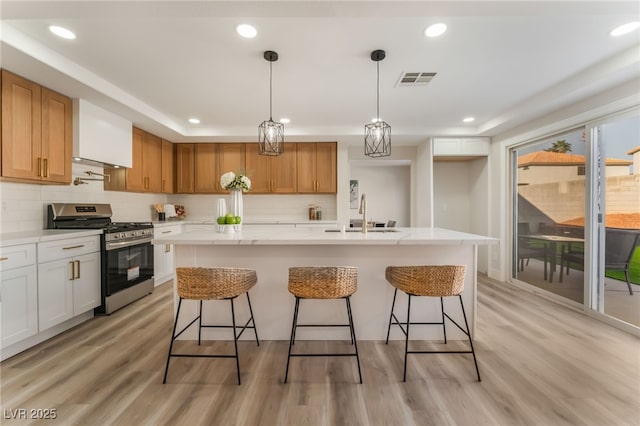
[403,294,411,382]
[198,300,203,345]
[163,298,183,384]
[459,295,481,382]
[385,288,398,344]
[345,296,363,383]
[440,297,447,344]
[229,297,241,385]
[284,297,301,383]
[246,293,260,346]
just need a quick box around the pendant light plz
[258,50,284,156]
[364,49,391,157]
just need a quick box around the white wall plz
[349,164,410,226]
[434,162,472,232]
[347,144,425,226]
[433,157,489,273]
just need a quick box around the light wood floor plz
[1,276,639,425]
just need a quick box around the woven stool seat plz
[163,267,259,385]
[385,265,465,297]
[384,264,480,382]
[288,266,357,299]
[284,266,362,384]
[176,267,257,300]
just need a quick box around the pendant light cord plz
[269,60,273,121]
[376,61,380,122]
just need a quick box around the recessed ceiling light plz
[188,118,200,124]
[113,165,120,169]
[280,118,290,124]
[610,21,640,37]
[236,24,257,38]
[425,23,447,38]
[463,117,475,123]
[49,25,76,40]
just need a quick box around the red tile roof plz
[518,151,631,167]
[562,213,640,230]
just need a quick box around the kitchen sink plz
[324,228,400,233]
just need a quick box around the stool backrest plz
[289,266,358,299]
[176,267,257,300]
[385,265,466,297]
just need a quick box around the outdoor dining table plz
[521,234,585,283]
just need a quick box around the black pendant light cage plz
[364,49,391,158]
[259,50,284,156]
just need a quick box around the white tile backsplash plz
[0,163,337,232]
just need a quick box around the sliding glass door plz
[594,113,640,327]
[512,110,639,329]
[512,129,586,304]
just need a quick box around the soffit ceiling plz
[1,0,638,145]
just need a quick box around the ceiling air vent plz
[396,72,437,87]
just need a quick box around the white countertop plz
[153,226,497,246]
[0,229,103,247]
[151,219,336,228]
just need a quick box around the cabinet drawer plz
[154,225,182,238]
[0,244,37,271]
[38,236,100,263]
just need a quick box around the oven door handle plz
[105,238,152,250]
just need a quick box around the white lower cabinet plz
[37,236,101,332]
[1,243,38,348]
[37,252,100,331]
[154,225,181,285]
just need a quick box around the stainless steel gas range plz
[47,203,154,314]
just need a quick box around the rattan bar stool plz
[284,266,362,384]
[163,267,259,385]
[384,265,480,382]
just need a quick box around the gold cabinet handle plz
[165,244,171,253]
[162,179,165,192]
[70,261,75,281]
[76,260,81,279]
[63,245,85,250]
[0,257,8,261]
[38,157,43,177]
[162,230,172,234]
[43,158,49,177]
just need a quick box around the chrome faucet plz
[359,193,367,233]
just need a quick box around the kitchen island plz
[153,227,497,341]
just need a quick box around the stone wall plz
[518,174,639,224]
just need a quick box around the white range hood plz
[73,99,132,168]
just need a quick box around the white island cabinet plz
[154,227,497,342]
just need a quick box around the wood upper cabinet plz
[245,143,297,193]
[194,143,217,193]
[296,142,336,193]
[161,139,174,193]
[175,143,195,193]
[125,128,144,190]
[143,132,162,192]
[125,127,161,192]
[217,143,246,193]
[1,70,72,184]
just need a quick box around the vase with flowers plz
[220,171,251,231]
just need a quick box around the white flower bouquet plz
[220,171,251,192]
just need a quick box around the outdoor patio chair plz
[560,228,640,295]
[517,222,548,280]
